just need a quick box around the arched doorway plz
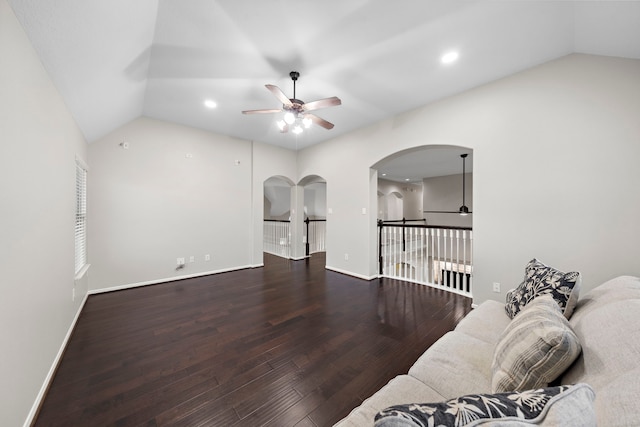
[298,175,327,258]
[372,146,474,297]
[263,176,294,258]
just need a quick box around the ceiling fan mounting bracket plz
[289,71,300,81]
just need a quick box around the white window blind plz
[75,159,87,275]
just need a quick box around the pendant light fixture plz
[458,153,470,216]
[423,152,472,215]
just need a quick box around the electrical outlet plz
[344,253,349,261]
[205,254,210,261]
[72,288,75,302]
[493,282,501,293]
[189,255,195,263]
[177,257,185,265]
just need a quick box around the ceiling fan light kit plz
[242,71,341,135]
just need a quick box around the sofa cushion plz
[492,295,581,393]
[333,375,446,427]
[589,367,640,427]
[374,383,595,427]
[562,299,640,389]
[566,275,640,327]
[505,259,580,319]
[455,300,511,345]
[409,331,494,398]
[559,276,640,427]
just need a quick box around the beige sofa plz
[335,275,640,426]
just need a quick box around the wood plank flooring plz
[34,253,471,427]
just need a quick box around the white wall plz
[423,173,473,228]
[0,1,88,425]
[88,117,254,291]
[298,54,640,304]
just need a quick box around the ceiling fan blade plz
[307,114,334,130]
[242,108,282,114]
[302,96,342,112]
[423,210,473,214]
[265,84,293,107]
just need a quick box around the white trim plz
[88,265,255,295]
[23,292,89,427]
[471,303,479,309]
[250,263,264,268]
[325,265,377,281]
[263,250,290,258]
[74,263,90,281]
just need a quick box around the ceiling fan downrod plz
[290,71,299,100]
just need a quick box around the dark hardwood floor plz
[34,253,471,427]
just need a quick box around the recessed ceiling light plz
[382,173,387,176]
[204,99,217,109]
[441,51,459,64]
[405,178,410,181]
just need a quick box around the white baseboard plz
[24,292,89,427]
[89,265,255,295]
[325,265,377,281]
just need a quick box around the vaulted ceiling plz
[9,1,640,152]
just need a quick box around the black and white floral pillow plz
[505,259,580,319]
[374,384,594,427]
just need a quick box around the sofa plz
[335,272,640,426]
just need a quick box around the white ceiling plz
[376,147,473,183]
[8,1,640,161]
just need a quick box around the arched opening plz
[263,175,294,258]
[372,145,473,297]
[298,175,327,260]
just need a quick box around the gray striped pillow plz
[492,294,582,393]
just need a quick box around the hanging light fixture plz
[242,71,341,134]
[459,153,470,216]
[277,72,310,135]
[423,152,472,215]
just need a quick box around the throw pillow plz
[505,258,581,319]
[374,383,595,427]
[492,294,581,393]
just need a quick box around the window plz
[75,158,87,275]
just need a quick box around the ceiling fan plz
[423,154,472,216]
[242,71,341,134]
